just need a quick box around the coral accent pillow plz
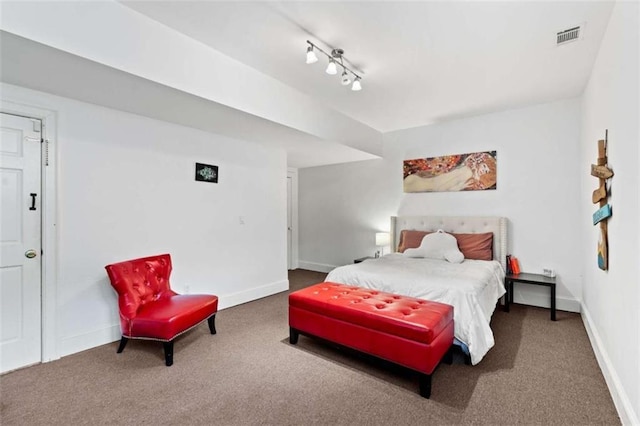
[403,230,464,263]
[397,230,431,253]
[398,229,494,260]
[452,232,493,261]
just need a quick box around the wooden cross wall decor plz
[591,130,613,270]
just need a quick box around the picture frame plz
[195,162,218,183]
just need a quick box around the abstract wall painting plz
[403,151,497,193]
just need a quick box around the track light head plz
[306,45,318,64]
[326,58,337,75]
[351,77,362,91]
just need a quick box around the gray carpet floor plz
[0,269,620,425]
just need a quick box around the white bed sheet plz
[325,254,506,365]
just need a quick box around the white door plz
[0,112,42,373]
[287,176,292,270]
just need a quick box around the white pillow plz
[403,230,465,263]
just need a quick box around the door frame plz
[287,168,299,270]
[1,99,59,364]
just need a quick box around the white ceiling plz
[0,1,615,168]
[122,1,615,133]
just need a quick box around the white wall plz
[579,1,639,424]
[300,98,583,312]
[1,83,289,358]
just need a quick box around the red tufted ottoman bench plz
[289,282,454,398]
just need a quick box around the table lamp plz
[375,232,391,258]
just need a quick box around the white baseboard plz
[297,261,337,274]
[56,279,289,359]
[581,304,638,425]
[59,324,121,357]
[512,289,581,313]
[217,279,289,310]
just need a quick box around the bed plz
[325,216,507,365]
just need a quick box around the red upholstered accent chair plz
[105,254,218,366]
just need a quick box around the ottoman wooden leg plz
[163,341,174,367]
[419,373,432,398]
[289,327,299,345]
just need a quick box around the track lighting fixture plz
[305,40,363,91]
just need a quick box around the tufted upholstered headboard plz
[390,216,508,270]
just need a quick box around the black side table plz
[504,272,557,321]
[354,256,374,264]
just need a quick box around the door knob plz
[25,249,37,259]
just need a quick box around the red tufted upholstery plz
[289,282,454,398]
[105,254,218,366]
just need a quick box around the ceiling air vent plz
[557,26,581,45]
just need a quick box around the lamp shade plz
[306,46,318,64]
[326,59,338,75]
[375,232,390,247]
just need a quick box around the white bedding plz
[325,254,506,365]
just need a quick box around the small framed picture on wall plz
[195,162,218,183]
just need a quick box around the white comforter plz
[325,254,506,365]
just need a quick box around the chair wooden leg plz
[163,341,174,366]
[207,314,217,335]
[117,337,128,353]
